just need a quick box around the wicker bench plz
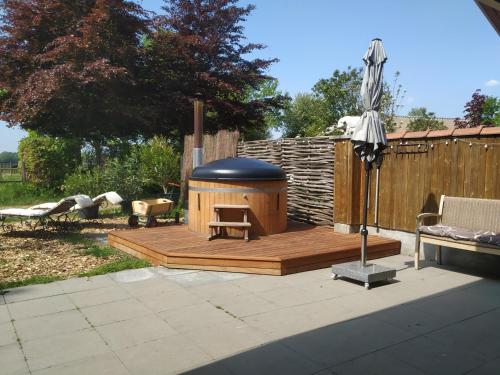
[414,195,500,270]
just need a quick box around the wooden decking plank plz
[108,221,401,276]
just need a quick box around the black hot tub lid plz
[191,157,286,181]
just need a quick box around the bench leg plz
[244,228,249,242]
[436,245,442,265]
[414,230,420,270]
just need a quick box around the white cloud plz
[485,79,499,87]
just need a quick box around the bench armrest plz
[416,213,441,228]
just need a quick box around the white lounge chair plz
[0,195,94,230]
[76,191,124,219]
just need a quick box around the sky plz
[1,0,499,151]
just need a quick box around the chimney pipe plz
[193,95,204,169]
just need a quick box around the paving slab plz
[159,301,238,333]
[206,292,279,318]
[115,335,212,375]
[96,314,177,350]
[32,352,129,375]
[0,304,11,323]
[56,275,115,293]
[8,294,76,321]
[281,315,414,367]
[215,341,323,375]
[0,321,18,347]
[69,285,131,308]
[329,350,427,375]
[0,343,30,375]
[109,267,159,283]
[23,328,110,371]
[80,298,151,327]
[3,282,64,304]
[135,287,204,313]
[382,336,485,375]
[466,356,500,375]
[13,309,90,342]
[182,321,268,359]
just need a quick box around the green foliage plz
[0,275,62,291]
[138,136,180,192]
[79,256,150,277]
[281,93,330,137]
[63,167,104,198]
[83,246,117,258]
[0,182,60,207]
[18,131,81,189]
[482,97,500,126]
[0,151,18,164]
[280,68,404,137]
[407,107,446,131]
[312,67,363,127]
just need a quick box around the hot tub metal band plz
[188,186,287,193]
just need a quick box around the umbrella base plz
[331,261,396,290]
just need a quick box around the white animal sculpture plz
[336,116,361,136]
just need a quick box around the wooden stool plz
[208,204,251,241]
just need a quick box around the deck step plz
[213,204,250,209]
[208,221,251,227]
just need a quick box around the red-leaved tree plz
[0,0,149,162]
[454,89,489,128]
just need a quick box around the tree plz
[0,0,149,164]
[280,93,329,138]
[407,107,445,131]
[454,90,488,128]
[482,97,500,126]
[141,0,283,140]
[280,68,404,137]
[0,151,18,164]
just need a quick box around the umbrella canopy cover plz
[351,39,388,163]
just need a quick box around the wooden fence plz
[0,161,24,182]
[238,137,336,225]
[334,130,500,233]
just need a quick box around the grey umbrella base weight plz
[331,261,396,290]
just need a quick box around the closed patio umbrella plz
[331,39,395,289]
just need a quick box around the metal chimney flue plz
[193,95,204,169]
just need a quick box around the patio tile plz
[31,352,129,375]
[182,321,268,359]
[152,267,199,277]
[408,289,498,323]
[383,336,485,375]
[115,335,212,375]
[0,304,11,323]
[425,309,500,360]
[259,284,339,308]
[135,287,203,313]
[0,343,29,375]
[217,341,323,375]
[109,267,159,283]
[96,314,177,350]
[230,274,291,293]
[68,285,131,308]
[80,298,151,326]
[461,279,500,307]
[164,271,225,287]
[159,301,238,333]
[56,275,115,293]
[369,303,448,335]
[8,294,76,321]
[13,309,90,342]
[189,282,248,300]
[3,282,64,304]
[207,292,278,318]
[329,350,427,375]
[180,361,234,375]
[281,316,413,367]
[118,277,183,298]
[0,321,18,347]
[23,328,110,371]
[467,356,500,375]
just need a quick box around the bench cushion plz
[419,224,500,247]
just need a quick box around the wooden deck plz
[108,222,401,276]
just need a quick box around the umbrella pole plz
[361,160,371,267]
[374,167,380,231]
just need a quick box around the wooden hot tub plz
[188,157,287,237]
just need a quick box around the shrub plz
[101,153,143,201]
[138,136,180,193]
[18,131,81,189]
[63,167,104,198]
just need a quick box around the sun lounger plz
[0,195,93,230]
[76,191,124,219]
